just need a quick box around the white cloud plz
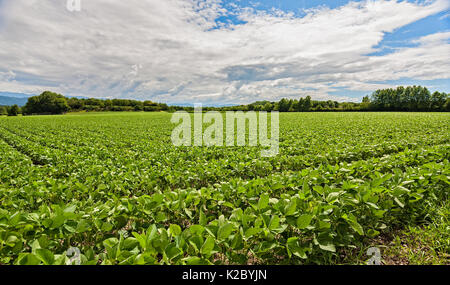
[0,70,16,81]
[0,0,448,103]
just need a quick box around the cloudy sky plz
[0,0,449,105]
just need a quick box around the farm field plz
[0,112,449,265]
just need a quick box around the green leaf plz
[152,193,164,204]
[132,232,147,250]
[76,219,90,233]
[63,204,77,213]
[313,186,324,194]
[200,236,215,256]
[394,197,405,208]
[231,233,243,250]
[183,256,210,265]
[318,242,336,252]
[50,215,65,229]
[302,181,310,194]
[317,233,336,252]
[244,227,262,238]
[169,224,182,236]
[344,214,364,236]
[101,222,113,231]
[189,225,204,235]
[268,215,280,230]
[350,221,364,236]
[217,223,234,240]
[286,237,307,259]
[35,249,55,265]
[199,210,207,226]
[258,194,269,210]
[155,212,167,222]
[103,237,119,248]
[16,253,41,265]
[122,237,139,250]
[165,244,182,260]
[284,199,297,216]
[296,214,313,229]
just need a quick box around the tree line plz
[1,91,172,116]
[1,86,448,116]
[201,86,448,112]
[217,85,448,112]
[367,85,448,111]
[0,105,20,116]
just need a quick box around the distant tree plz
[103,99,113,110]
[84,98,104,107]
[263,102,273,112]
[134,103,144,111]
[296,98,304,111]
[341,102,355,111]
[315,105,324,111]
[288,99,296,112]
[272,102,279,111]
[159,103,169,111]
[7,104,20,116]
[304,96,312,111]
[430,91,446,111]
[445,96,450,112]
[416,86,431,111]
[144,106,158,112]
[0,106,7,115]
[278,98,290,112]
[67,97,84,110]
[287,99,294,112]
[369,85,444,111]
[144,100,158,107]
[320,101,329,109]
[23,91,70,115]
[361,95,371,110]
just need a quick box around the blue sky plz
[215,0,450,99]
[0,0,449,104]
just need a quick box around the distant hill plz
[0,96,29,106]
[0,92,92,106]
[0,92,34,98]
[167,102,238,107]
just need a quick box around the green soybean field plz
[0,112,449,265]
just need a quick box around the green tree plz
[296,98,305,111]
[0,106,7,115]
[7,104,20,116]
[445,96,450,112]
[369,85,441,111]
[304,96,312,111]
[361,96,370,110]
[430,92,446,111]
[23,91,70,115]
[67,97,84,110]
[263,102,273,112]
[278,98,290,112]
[288,99,295,112]
[416,86,431,110]
[159,103,169,111]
